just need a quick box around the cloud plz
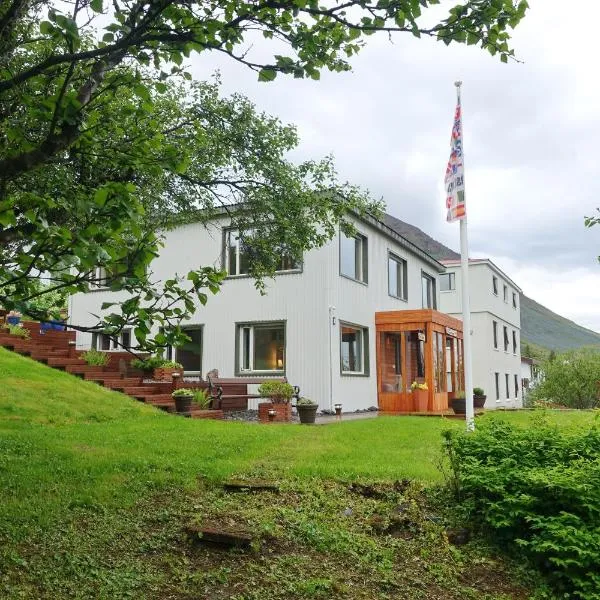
[190,0,600,331]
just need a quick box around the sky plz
[189,0,600,332]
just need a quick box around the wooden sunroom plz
[375,310,464,413]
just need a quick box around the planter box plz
[258,402,292,423]
[173,394,193,416]
[153,367,184,381]
[412,389,429,412]
[474,394,487,409]
[297,404,318,424]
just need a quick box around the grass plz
[1,347,596,598]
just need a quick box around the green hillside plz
[384,213,600,352]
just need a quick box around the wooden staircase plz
[0,322,223,420]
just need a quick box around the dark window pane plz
[341,325,363,372]
[388,256,398,296]
[122,330,131,350]
[177,327,202,372]
[254,325,285,371]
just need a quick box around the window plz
[92,330,131,351]
[440,272,456,292]
[340,233,368,283]
[493,321,498,349]
[93,266,109,289]
[514,374,519,398]
[512,292,517,309]
[225,229,299,276]
[238,322,285,373]
[503,284,508,303]
[503,325,509,352]
[512,330,517,354]
[495,372,500,400]
[421,272,436,309]
[492,276,498,295]
[173,326,203,373]
[388,253,407,300]
[340,323,369,375]
[505,373,510,399]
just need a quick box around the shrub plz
[410,381,428,391]
[131,356,167,372]
[258,381,294,403]
[7,324,30,339]
[81,349,109,366]
[192,388,212,409]
[473,387,485,396]
[159,360,182,369]
[529,348,600,409]
[443,419,600,599]
[296,397,317,406]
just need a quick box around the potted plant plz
[410,381,429,412]
[153,359,184,381]
[473,387,487,409]
[172,388,195,416]
[451,391,466,414]
[296,397,318,424]
[81,349,109,367]
[257,381,295,404]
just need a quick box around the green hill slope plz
[383,213,600,352]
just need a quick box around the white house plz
[438,258,523,408]
[70,211,451,412]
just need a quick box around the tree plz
[529,348,600,409]
[1,0,530,350]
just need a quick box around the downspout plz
[328,305,336,411]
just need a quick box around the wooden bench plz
[207,376,300,411]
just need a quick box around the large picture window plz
[340,233,368,283]
[225,230,299,276]
[237,322,285,373]
[340,323,369,375]
[388,253,407,300]
[421,272,436,309]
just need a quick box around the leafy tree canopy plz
[0,0,529,351]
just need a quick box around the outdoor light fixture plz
[268,409,277,422]
[334,403,342,418]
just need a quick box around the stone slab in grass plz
[223,479,280,493]
[186,524,254,549]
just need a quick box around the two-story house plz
[70,210,466,413]
[438,258,523,408]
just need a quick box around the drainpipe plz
[328,305,336,411]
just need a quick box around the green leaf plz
[90,0,103,13]
[258,68,277,82]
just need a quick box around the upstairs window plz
[388,253,407,300]
[225,229,299,276]
[492,276,498,295]
[512,292,518,309]
[421,272,436,309]
[340,232,368,283]
[440,272,456,292]
[512,330,517,354]
[503,326,509,352]
[503,284,508,303]
[493,321,498,349]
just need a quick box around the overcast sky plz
[190,0,600,332]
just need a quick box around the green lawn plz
[1,347,595,598]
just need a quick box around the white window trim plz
[237,321,285,374]
[340,321,369,376]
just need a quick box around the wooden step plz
[121,386,164,397]
[65,364,106,375]
[29,349,71,360]
[143,394,175,405]
[47,357,87,368]
[101,377,143,388]
[191,409,224,420]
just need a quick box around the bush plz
[6,324,30,339]
[81,349,109,366]
[258,380,294,403]
[443,419,600,599]
[131,356,168,372]
[296,397,317,406]
[529,348,600,409]
[473,387,485,396]
[192,388,212,409]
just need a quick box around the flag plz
[445,97,466,222]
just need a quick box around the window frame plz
[339,231,369,284]
[339,321,370,377]
[505,373,510,400]
[503,284,508,303]
[235,320,286,376]
[387,252,408,301]
[514,374,519,398]
[492,276,498,296]
[421,271,437,309]
[439,272,456,292]
[495,372,500,401]
[168,325,204,375]
[223,228,302,278]
[512,330,517,354]
[503,325,509,352]
[492,320,498,350]
[512,292,518,309]
[92,330,131,351]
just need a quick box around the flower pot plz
[451,398,466,415]
[474,394,487,409]
[173,394,193,417]
[154,367,184,381]
[297,404,318,424]
[412,389,429,412]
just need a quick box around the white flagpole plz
[455,81,475,431]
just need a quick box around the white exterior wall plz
[69,214,442,412]
[439,261,523,408]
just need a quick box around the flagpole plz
[455,81,475,431]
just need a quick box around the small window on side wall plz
[421,272,436,309]
[388,253,407,300]
[492,276,498,295]
[440,272,455,292]
[238,322,285,374]
[340,323,369,375]
[512,292,517,309]
[340,232,368,283]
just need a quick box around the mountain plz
[383,213,600,353]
